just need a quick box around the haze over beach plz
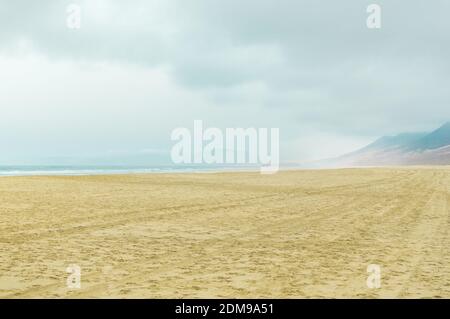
[314,122,450,167]
[1,0,450,300]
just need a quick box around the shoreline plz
[1,165,449,178]
[0,166,265,177]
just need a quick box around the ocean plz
[0,165,259,176]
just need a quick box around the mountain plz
[409,122,450,150]
[357,132,428,152]
[324,122,450,167]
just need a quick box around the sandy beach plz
[0,168,449,298]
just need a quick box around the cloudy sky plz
[1,0,450,165]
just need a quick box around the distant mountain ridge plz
[324,122,450,167]
[409,122,450,150]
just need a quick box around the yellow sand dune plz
[0,168,449,298]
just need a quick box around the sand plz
[0,167,449,298]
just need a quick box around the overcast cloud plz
[1,0,450,164]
